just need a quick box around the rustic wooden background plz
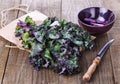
[0,0,120,84]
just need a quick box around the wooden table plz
[0,0,120,84]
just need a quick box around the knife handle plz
[82,57,101,82]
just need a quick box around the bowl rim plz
[78,7,116,27]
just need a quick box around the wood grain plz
[2,0,61,84]
[102,0,120,84]
[0,38,10,84]
[0,0,120,84]
[61,0,115,84]
[0,0,21,83]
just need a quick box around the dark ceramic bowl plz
[78,7,115,35]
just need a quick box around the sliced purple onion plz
[91,23,104,26]
[96,20,105,24]
[84,18,96,23]
[84,18,109,26]
[96,20,109,25]
[102,21,109,25]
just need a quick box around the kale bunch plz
[15,16,94,75]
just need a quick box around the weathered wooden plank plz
[0,38,10,84]
[61,0,114,84]
[0,0,21,83]
[101,0,120,84]
[1,0,120,84]
[106,3,120,84]
[2,0,62,84]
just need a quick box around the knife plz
[82,39,114,82]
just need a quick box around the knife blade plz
[97,39,114,59]
[82,39,114,82]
